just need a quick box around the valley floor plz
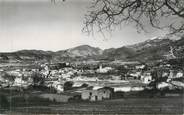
[2,97,183,114]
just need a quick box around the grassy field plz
[1,96,183,114]
[0,87,184,114]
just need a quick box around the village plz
[0,59,183,103]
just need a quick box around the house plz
[55,84,64,93]
[135,65,145,69]
[81,87,114,101]
[96,65,113,73]
[73,82,83,87]
[112,86,144,92]
[167,70,183,79]
[113,86,132,92]
[175,71,183,78]
[157,82,172,89]
[162,72,169,77]
[171,81,184,88]
[111,75,121,80]
[14,77,26,86]
[82,90,99,101]
[141,72,152,84]
[129,71,141,79]
[7,70,22,77]
[51,81,63,91]
[131,86,144,91]
[98,87,114,99]
[168,70,174,78]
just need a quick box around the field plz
[1,96,183,114]
[1,84,184,114]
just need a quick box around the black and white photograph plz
[0,0,183,114]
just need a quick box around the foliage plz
[83,0,184,36]
[63,81,74,91]
[1,73,16,82]
[32,72,44,86]
[80,83,89,88]
[116,65,129,74]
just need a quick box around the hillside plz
[102,36,184,62]
[0,36,183,63]
[103,47,136,61]
[61,45,102,57]
[131,37,184,61]
[0,50,53,62]
[0,45,103,62]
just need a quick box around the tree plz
[32,73,44,86]
[63,81,73,91]
[83,0,184,36]
[2,73,16,83]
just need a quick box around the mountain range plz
[0,36,183,63]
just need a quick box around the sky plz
[0,0,168,52]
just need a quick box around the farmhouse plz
[81,87,114,101]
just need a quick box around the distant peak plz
[144,36,170,43]
[78,44,89,47]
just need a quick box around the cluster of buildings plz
[81,87,113,101]
[0,61,183,102]
[0,69,35,88]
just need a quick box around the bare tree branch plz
[83,0,184,36]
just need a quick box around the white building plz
[113,86,132,92]
[56,84,64,93]
[130,72,141,78]
[14,77,27,86]
[168,70,183,79]
[81,87,113,101]
[141,72,152,84]
[7,70,22,77]
[135,65,145,69]
[96,65,113,73]
[176,71,183,78]
[157,82,171,89]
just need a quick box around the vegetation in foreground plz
[0,87,183,114]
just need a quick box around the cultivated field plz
[2,97,183,114]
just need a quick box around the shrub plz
[63,81,74,91]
